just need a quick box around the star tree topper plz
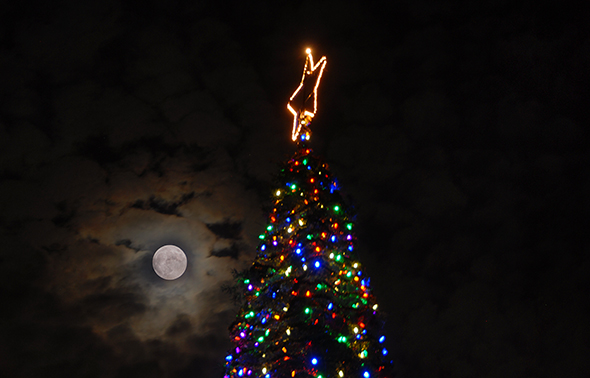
[287,48,327,142]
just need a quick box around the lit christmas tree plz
[223,49,394,378]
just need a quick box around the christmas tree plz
[223,49,393,378]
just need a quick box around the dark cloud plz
[210,243,242,260]
[131,193,195,216]
[115,239,142,252]
[0,1,588,378]
[206,220,243,240]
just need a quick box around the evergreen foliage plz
[224,147,394,378]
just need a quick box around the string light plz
[287,48,327,141]
[224,148,392,378]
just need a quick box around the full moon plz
[152,245,187,280]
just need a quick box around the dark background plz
[1,1,588,377]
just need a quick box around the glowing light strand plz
[224,147,392,378]
[287,48,327,142]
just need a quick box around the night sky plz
[1,1,588,377]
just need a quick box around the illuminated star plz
[287,48,327,142]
